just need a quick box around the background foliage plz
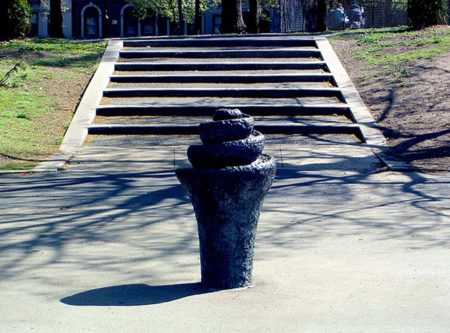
[408,0,449,28]
[6,0,32,38]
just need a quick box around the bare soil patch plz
[331,35,450,173]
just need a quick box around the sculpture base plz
[176,155,276,289]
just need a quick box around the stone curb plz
[26,39,122,173]
[315,37,407,170]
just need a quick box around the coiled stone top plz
[187,109,265,169]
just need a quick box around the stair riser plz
[103,89,344,100]
[123,39,317,48]
[110,75,335,84]
[119,50,322,59]
[96,106,351,118]
[114,63,328,71]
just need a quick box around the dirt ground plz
[332,38,450,173]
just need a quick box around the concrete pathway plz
[1,154,449,332]
[1,35,449,332]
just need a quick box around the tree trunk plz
[49,0,64,37]
[247,0,259,33]
[177,0,185,35]
[304,0,318,32]
[316,0,327,32]
[195,0,201,34]
[221,0,246,34]
[304,0,327,32]
[280,0,304,32]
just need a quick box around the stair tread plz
[117,57,322,63]
[96,104,351,117]
[102,87,343,99]
[108,82,335,89]
[121,47,320,52]
[97,103,350,110]
[124,36,316,42]
[86,134,359,148]
[87,122,362,138]
[114,69,328,75]
[101,96,344,106]
[123,38,317,48]
[110,73,333,78]
[103,87,341,92]
[93,115,353,126]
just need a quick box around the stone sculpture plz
[176,109,276,289]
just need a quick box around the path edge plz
[316,37,410,171]
[32,39,122,173]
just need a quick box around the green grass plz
[0,38,106,170]
[329,26,450,72]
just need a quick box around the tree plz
[316,0,327,32]
[221,0,246,33]
[49,0,64,37]
[129,0,209,32]
[303,0,327,32]
[408,0,449,29]
[1,0,31,40]
[280,0,304,32]
[177,0,185,34]
[194,0,201,34]
[247,0,259,33]
[280,0,327,33]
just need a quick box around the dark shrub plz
[408,0,449,29]
[2,0,32,39]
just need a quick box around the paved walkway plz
[1,35,449,332]
[1,143,449,332]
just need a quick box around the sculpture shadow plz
[61,282,213,306]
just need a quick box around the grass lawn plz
[330,25,450,172]
[0,38,106,170]
[331,25,450,68]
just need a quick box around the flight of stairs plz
[88,35,365,143]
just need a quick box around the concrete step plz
[100,96,344,106]
[87,123,364,141]
[95,104,351,118]
[117,57,323,63]
[94,115,352,126]
[123,38,317,48]
[114,61,328,72]
[85,133,359,150]
[113,69,328,76]
[109,73,335,84]
[122,46,319,51]
[108,82,334,90]
[119,49,322,59]
[102,87,344,100]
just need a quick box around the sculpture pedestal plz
[176,155,276,289]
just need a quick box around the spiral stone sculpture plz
[176,109,276,289]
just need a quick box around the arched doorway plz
[141,14,157,36]
[121,4,140,37]
[81,3,102,38]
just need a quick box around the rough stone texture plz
[176,156,276,289]
[188,132,265,169]
[199,116,254,144]
[212,108,245,121]
[176,109,276,289]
